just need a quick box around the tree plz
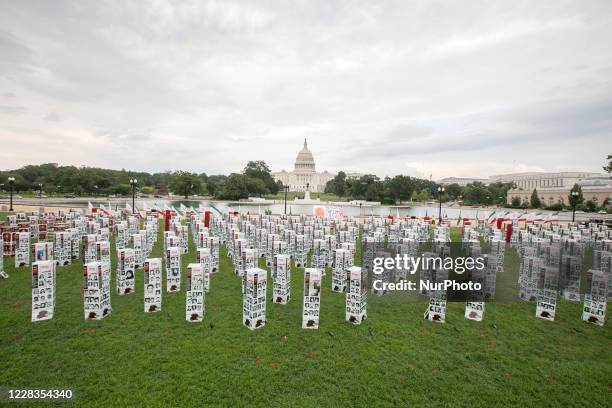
[216,173,250,200]
[170,171,204,198]
[510,196,522,208]
[568,184,584,208]
[386,175,413,204]
[585,200,597,212]
[463,182,489,205]
[443,183,462,201]
[603,154,612,174]
[206,175,227,197]
[243,161,277,194]
[324,171,347,196]
[530,189,541,208]
[418,189,430,202]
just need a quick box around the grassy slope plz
[0,217,610,407]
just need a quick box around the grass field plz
[0,214,610,407]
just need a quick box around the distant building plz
[438,177,489,186]
[272,139,335,193]
[501,171,611,206]
[490,171,601,190]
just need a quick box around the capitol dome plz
[272,139,335,193]
[294,138,316,173]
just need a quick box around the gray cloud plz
[0,0,611,178]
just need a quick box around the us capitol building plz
[272,139,335,193]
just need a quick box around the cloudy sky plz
[1,0,611,179]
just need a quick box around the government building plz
[494,171,612,207]
[272,140,335,193]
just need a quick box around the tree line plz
[2,155,610,212]
[323,171,514,206]
[0,161,281,200]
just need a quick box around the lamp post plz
[571,190,579,222]
[437,186,444,223]
[8,177,15,212]
[283,184,289,215]
[130,178,138,212]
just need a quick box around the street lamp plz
[283,184,289,215]
[437,186,445,223]
[571,190,579,222]
[130,178,138,212]
[8,177,15,212]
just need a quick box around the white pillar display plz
[165,247,181,292]
[206,237,220,272]
[243,267,267,330]
[95,241,111,270]
[196,248,212,292]
[272,254,291,304]
[582,269,608,326]
[0,235,5,279]
[186,263,205,322]
[256,228,267,258]
[346,266,367,325]
[132,233,144,269]
[332,249,349,293]
[83,234,97,264]
[83,261,112,320]
[312,239,327,270]
[138,229,149,258]
[325,234,337,266]
[340,242,356,266]
[33,242,53,262]
[144,258,163,312]
[179,225,189,254]
[16,231,30,267]
[116,248,136,295]
[424,268,448,323]
[302,268,322,329]
[561,255,582,301]
[197,231,208,249]
[294,234,307,267]
[465,266,485,322]
[115,222,127,249]
[235,238,248,275]
[54,231,71,266]
[241,248,256,283]
[265,233,278,267]
[536,265,559,321]
[98,227,110,243]
[31,260,56,321]
[69,228,80,261]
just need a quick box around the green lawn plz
[0,220,610,407]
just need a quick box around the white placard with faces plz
[302,268,322,329]
[165,246,181,292]
[243,267,267,330]
[116,248,136,295]
[32,260,56,322]
[346,266,367,325]
[83,261,112,320]
[16,232,30,268]
[144,258,163,313]
[272,254,291,304]
[186,263,205,322]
